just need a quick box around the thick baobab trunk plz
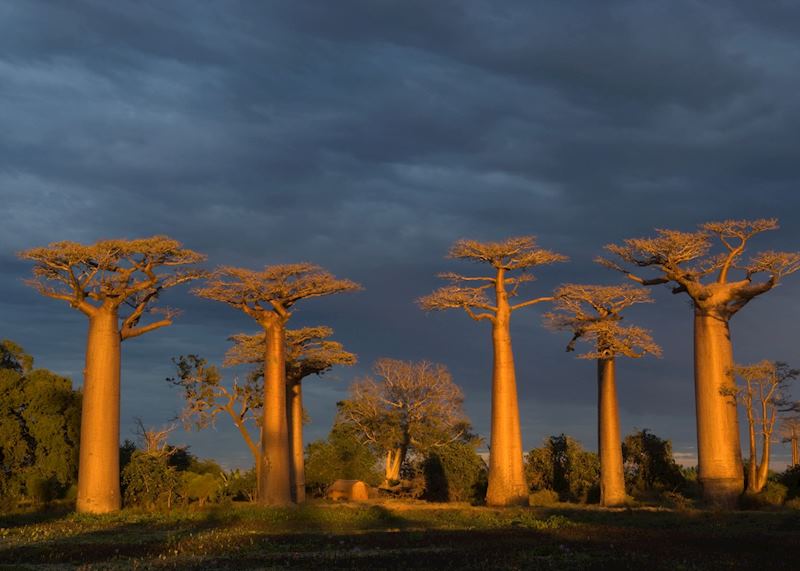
[384,447,405,482]
[76,307,122,513]
[693,311,744,506]
[597,358,626,507]
[286,379,305,503]
[485,300,527,506]
[260,323,293,505]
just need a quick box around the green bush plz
[122,451,181,510]
[180,472,221,506]
[422,442,487,503]
[529,489,559,506]
[525,434,599,503]
[622,429,686,496]
[222,468,257,501]
[305,424,381,496]
[741,482,788,509]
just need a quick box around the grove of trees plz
[10,219,800,513]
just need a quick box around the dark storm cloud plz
[2,0,800,467]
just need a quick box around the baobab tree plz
[600,219,800,505]
[780,416,800,467]
[192,264,360,505]
[338,359,469,485]
[727,360,798,492]
[19,237,205,513]
[544,284,660,506]
[419,237,567,506]
[224,326,356,502]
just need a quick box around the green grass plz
[1,501,799,569]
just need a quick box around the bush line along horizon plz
[14,217,800,512]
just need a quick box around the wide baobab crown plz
[544,283,661,360]
[19,236,206,336]
[192,263,362,322]
[419,236,568,319]
[598,218,800,316]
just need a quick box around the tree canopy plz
[544,284,661,359]
[598,219,800,318]
[19,236,205,337]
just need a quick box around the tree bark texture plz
[76,307,122,513]
[693,311,744,506]
[259,323,293,505]
[385,447,405,482]
[597,358,626,507]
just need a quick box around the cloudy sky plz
[2,1,800,469]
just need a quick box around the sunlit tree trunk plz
[693,311,744,506]
[260,323,292,505]
[76,306,122,514]
[792,437,799,466]
[385,447,405,482]
[597,357,626,507]
[486,272,527,506]
[746,415,758,493]
[286,379,305,503]
[755,433,771,492]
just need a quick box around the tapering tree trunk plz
[746,417,758,493]
[384,447,405,482]
[485,289,527,506]
[792,437,798,466]
[286,379,305,503]
[259,323,293,505]
[755,435,771,492]
[693,311,744,506]
[597,358,626,507]
[76,307,122,513]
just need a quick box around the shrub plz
[741,482,788,510]
[622,429,685,496]
[305,424,381,496]
[777,464,800,499]
[222,468,257,501]
[661,490,693,510]
[422,442,487,503]
[180,472,221,506]
[529,489,559,506]
[122,451,181,509]
[525,434,599,503]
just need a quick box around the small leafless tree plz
[192,264,360,505]
[599,219,800,505]
[727,361,798,492]
[338,359,469,485]
[779,416,800,467]
[19,237,205,513]
[545,284,660,506]
[419,236,567,506]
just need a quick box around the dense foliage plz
[525,435,600,503]
[622,429,686,495]
[305,424,382,496]
[0,341,81,505]
[422,441,488,503]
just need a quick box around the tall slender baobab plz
[193,264,360,505]
[19,237,205,513]
[224,326,356,502]
[600,219,800,505]
[780,416,800,467]
[728,360,797,492]
[544,284,660,506]
[419,237,567,506]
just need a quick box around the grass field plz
[1,501,799,569]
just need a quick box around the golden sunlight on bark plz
[419,237,567,506]
[19,237,205,514]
